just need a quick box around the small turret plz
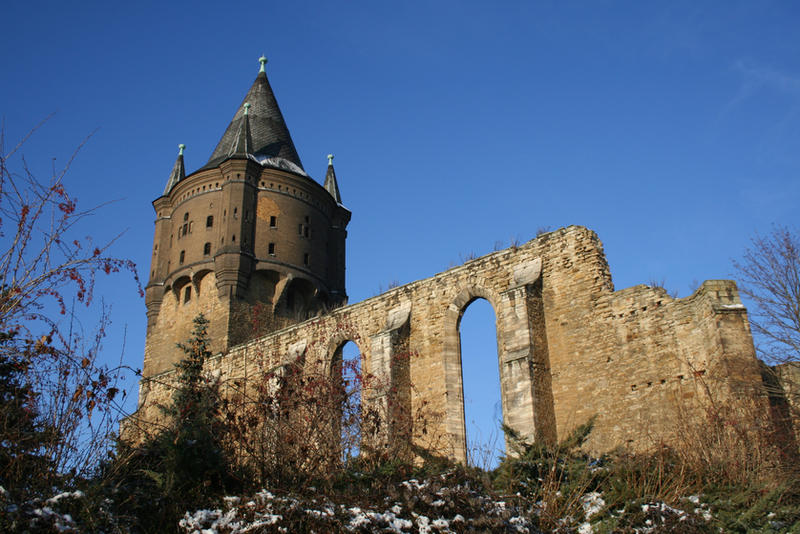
[162,144,186,195]
[324,154,342,203]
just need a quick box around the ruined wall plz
[131,226,763,458]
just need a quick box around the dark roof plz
[205,69,304,170]
[163,147,185,195]
[323,161,342,203]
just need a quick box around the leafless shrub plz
[460,251,478,263]
[0,120,141,493]
[647,277,679,298]
[216,345,444,490]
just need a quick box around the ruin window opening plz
[334,340,362,465]
[184,286,191,303]
[459,297,503,468]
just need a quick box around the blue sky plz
[3,1,799,462]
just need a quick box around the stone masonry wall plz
[130,226,764,458]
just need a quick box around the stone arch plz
[170,275,192,304]
[327,336,365,463]
[442,284,505,464]
[192,269,213,296]
[274,276,318,320]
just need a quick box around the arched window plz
[203,243,211,256]
[206,215,213,228]
[460,298,503,468]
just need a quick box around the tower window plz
[232,234,236,243]
[206,215,213,228]
[203,242,211,256]
[268,243,275,255]
[188,221,193,234]
[179,250,185,265]
[298,224,303,236]
[184,286,191,303]
[184,212,189,222]
[233,207,238,219]
[270,216,277,227]
[304,225,310,238]
[303,253,309,266]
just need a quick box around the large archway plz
[460,298,503,468]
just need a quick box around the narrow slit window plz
[184,286,191,303]
[270,216,277,227]
[206,215,213,228]
[203,242,211,256]
[303,253,309,266]
[268,243,275,255]
[179,250,185,265]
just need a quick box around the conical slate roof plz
[323,154,342,203]
[163,144,186,195]
[206,60,303,171]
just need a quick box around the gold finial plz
[258,55,267,73]
[178,143,186,156]
[327,154,334,166]
[243,102,250,115]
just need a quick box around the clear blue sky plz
[3,1,799,461]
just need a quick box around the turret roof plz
[323,154,342,203]
[205,58,304,171]
[163,144,185,195]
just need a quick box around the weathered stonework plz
[131,226,765,459]
[129,60,769,460]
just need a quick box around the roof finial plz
[258,55,267,73]
[327,153,334,166]
[243,102,250,115]
[178,143,186,156]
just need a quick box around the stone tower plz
[143,57,351,377]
